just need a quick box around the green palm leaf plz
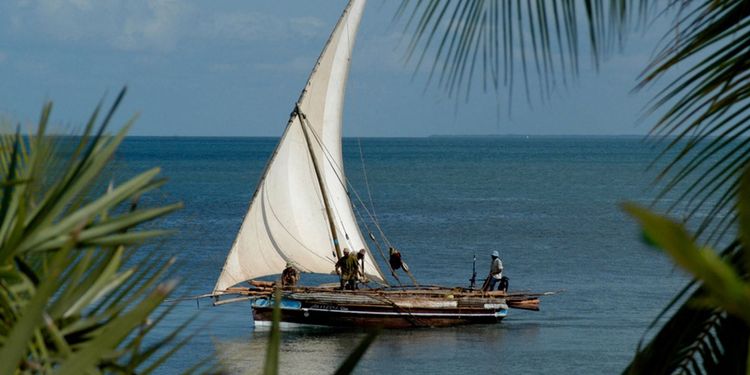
[398,1,750,374]
[621,223,750,374]
[621,165,750,373]
[0,89,199,373]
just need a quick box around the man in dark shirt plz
[281,262,300,287]
[335,248,351,289]
[344,250,360,290]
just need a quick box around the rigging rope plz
[358,138,378,225]
[301,114,393,247]
[353,140,418,285]
[364,293,426,327]
[349,189,402,285]
[298,114,353,252]
[356,138,403,285]
[297,114,391,285]
[298,114,401,283]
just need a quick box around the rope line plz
[298,114,390,284]
[299,115,401,280]
[301,115,396,250]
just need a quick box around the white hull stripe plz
[255,306,508,318]
[253,321,330,329]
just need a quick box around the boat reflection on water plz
[214,322,541,373]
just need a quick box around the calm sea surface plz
[116,136,688,374]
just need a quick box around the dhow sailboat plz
[211,0,546,328]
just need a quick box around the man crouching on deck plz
[281,262,300,287]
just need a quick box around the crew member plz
[483,251,503,291]
[344,250,360,290]
[335,248,351,290]
[281,262,300,287]
[389,247,403,271]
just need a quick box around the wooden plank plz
[215,284,554,312]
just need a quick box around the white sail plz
[214,0,385,293]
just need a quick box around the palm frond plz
[398,2,750,374]
[396,0,647,101]
[640,0,750,241]
[622,163,750,374]
[622,237,749,374]
[263,288,282,375]
[0,90,198,372]
[334,328,381,375]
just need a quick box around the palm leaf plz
[622,240,749,375]
[396,0,646,101]
[263,288,282,375]
[260,287,381,375]
[637,0,750,241]
[0,244,72,373]
[622,164,750,373]
[0,92,199,373]
[398,2,750,373]
[334,328,381,375]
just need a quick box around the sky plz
[0,1,673,137]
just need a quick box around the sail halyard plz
[213,0,385,294]
[297,109,343,261]
[297,113,388,281]
[284,0,383,283]
[298,111,389,282]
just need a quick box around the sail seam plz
[261,186,333,271]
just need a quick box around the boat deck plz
[219,283,549,311]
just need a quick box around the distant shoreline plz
[426,134,646,139]
[27,133,683,139]
[117,134,650,139]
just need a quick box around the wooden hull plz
[249,289,509,328]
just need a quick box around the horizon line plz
[116,133,651,139]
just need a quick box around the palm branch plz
[621,242,749,374]
[637,0,750,243]
[622,171,750,374]
[0,89,203,373]
[396,0,646,101]
[398,1,750,373]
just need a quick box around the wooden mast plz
[297,109,344,260]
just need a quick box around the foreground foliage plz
[398,0,750,372]
[0,90,195,373]
[621,167,750,374]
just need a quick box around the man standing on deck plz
[335,248,351,290]
[344,250,360,290]
[483,251,504,291]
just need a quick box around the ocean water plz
[115,136,688,374]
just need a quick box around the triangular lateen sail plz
[214,0,385,293]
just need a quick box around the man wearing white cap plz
[484,251,504,291]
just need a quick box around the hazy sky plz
[0,1,672,137]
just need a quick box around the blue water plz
[116,136,687,374]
